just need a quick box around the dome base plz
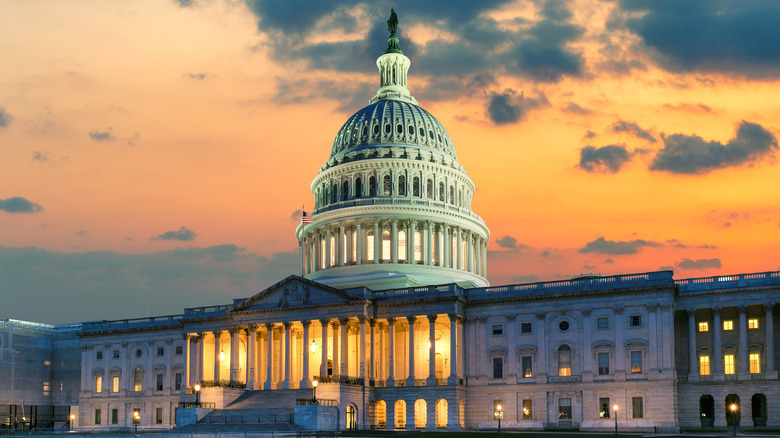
[305,263,488,291]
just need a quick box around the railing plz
[677,270,780,292]
[199,379,246,389]
[313,375,364,386]
[394,380,406,387]
[558,420,573,427]
[371,283,464,299]
[374,379,386,387]
[414,379,427,386]
[549,376,582,383]
[127,390,146,396]
[178,402,215,408]
[435,378,448,386]
[311,198,483,222]
[81,315,182,332]
[183,304,232,317]
[677,376,688,382]
[296,399,337,406]
[725,374,738,381]
[699,375,713,382]
[295,431,338,438]
[751,372,766,380]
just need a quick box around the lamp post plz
[69,414,75,431]
[312,380,318,403]
[613,404,618,435]
[194,383,201,407]
[133,411,140,433]
[494,404,503,432]
[730,403,738,437]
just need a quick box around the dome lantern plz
[370,9,417,105]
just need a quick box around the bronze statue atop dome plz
[385,8,402,54]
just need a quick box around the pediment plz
[229,275,365,312]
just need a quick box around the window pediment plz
[153,364,166,372]
[516,345,537,355]
[109,367,122,375]
[92,368,105,376]
[592,341,614,350]
[624,339,648,349]
[488,346,508,356]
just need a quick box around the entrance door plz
[346,405,357,430]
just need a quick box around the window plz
[632,397,644,418]
[558,320,570,332]
[599,398,610,418]
[438,182,444,202]
[133,367,143,391]
[492,324,503,335]
[630,351,643,373]
[723,320,734,330]
[96,351,103,360]
[724,354,735,374]
[113,350,120,359]
[520,322,532,334]
[749,318,759,329]
[449,186,454,204]
[493,399,503,418]
[175,346,183,355]
[750,353,761,373]
[355,178,362,198]
[156,373,164,391]
[598,352,610,375]
[426,179,433,199]
[132,408,140,425]
[342,180,349,200]
[558,345,572,376]
[412,176,420,197]
[521,356,533,378]
[175,373,182,391]
[369,176,377,196]
[398,230,406,262]
[398,175,406,196]
[94,409,101,425]
[383,175,391,195]
[522,399,533,420]
[135,349,142,358]
[157,347,164,356]
[596,317,609,330]
[698,321,709,332]
[112,376,119,393]
[629,315,642,327]
[156,407,163,424]
[111,408,118,425]
[332,183,337,203]
[699,354,711,375]
[558,398,572,419]
[492,357,503,379]
[95,376,103,393]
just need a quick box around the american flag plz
[301,210,314,224]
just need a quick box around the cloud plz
[510,274,540,283]
[662,103,712,113]
[0,107,12,127]
[611,120,656,143]
[650,121,778,174]
[186,72,211,80]
[290,209,303,221]
[540,250,551,258]
[486,89,548,125]
[620,0,780,77]
[603,258,614,264]
[562,102,593,115]
[495,235,529,250]
[578,144,632,173]
[0,197,44,214]
[675,258,722,270]
[579,236,663,255]
[174,0,195,7]
[32,151,70,164]
[74,230,89,238]
[89,128,115,142]
[151,226,197,241]
[584,130,597,139]
[707,210,750,228]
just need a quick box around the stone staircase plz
[185,389,313,431]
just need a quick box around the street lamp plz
[494,404,503,432]
[194,383,201,406]
[613,404,618,435]
[69,414,75,431]
[133,411,140,433]
[312,380,318,403]
[730,403,738,437]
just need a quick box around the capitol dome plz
[296,11,489,290]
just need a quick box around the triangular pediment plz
[229,275,365,313]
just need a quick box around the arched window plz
[332,183,338,203]
[426,179,433,199]
[395,400,406,429]
[439,182,445,202]
[342,181,349,200]
[382,230,391,261]
[398,175,406,196]
[383,175,391,196]
[133,367,143,392]
[324,187,330,205]
[412,177,420,197]
[367,231,375,262]
[398,230,406,262]
[558,345,572,376]
[355,177,362,198]
[369,176,377,196]
[449,186,455,204]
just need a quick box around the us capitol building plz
[2,11,779,434]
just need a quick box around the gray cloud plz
[186,73,211,80]
[487,89,548,125]
[495,235,525,249]
[579,236,663,255]
[562,102,593,115]
[74,230,89,238]
[173,0,195,7]
[675,258,722,270]
[290,209,303,221]
[579,144,632,173]
[650,121,778,174]
[0,107,12,127]
[89,128,115,142]
[611,120,657,143]
[0,197,44,214]
[32,151,70,164]
[151,226,197,241]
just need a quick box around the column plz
[355,221,362,265]
[339,318,349,376]
[213,331,222,381]
[338,223,345,267]
[448,314,459,384]
[456,226,463,270]
[184,334,192,387]
[614,307,625,378]
[325,228,332,268]
[766,303,775,374]
[332,321,340,377]
[427,315,437,385]
[437,224,444,266]
[377,322,385,380]
[359,317,367,381]
[507,314,517,382]
[406,316,416,386]
[644,306,657,374]
[282,322,291,389]
[467,231,474,272]
[197,333,205,383]
[482,238,488,277]
[661,304,673,370]
[391,219,398,263]
[298,238,304,276]
[409,220,416,263]
[247,325,256,389]
[229,328,239,381]
[315,231,321,271]
[300,320,311,388]
[444,226,451,268]
[320,319,329,378]
[426,221,433,266]
[738,305,749,377]
[369,319,376,382]
[713,307,723,376]
[264,324,274,390]
[373,219,380,264]
[387,318,396,386]
[688,308,697,377]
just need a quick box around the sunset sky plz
[2,0,780,324]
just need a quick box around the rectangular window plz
[699,355,711,375]
[558,348,572,377]
[156,373,164,391]
[596,317,609,329]
[632,397,644,418]
[750,353,761,373]
[96,351,103,360]
[111,408,118,425]
[724,354,735,374]
[95,376,103,393]
[629,315,642,327]
[94,409,101,425]
[748,318,759,329]
[520,322,532,334]
[133,408,141,425]
[698,321,709,332]
[558,398,572,420]
[630,351,643,373]
[598,352,610,375]
[175,345,183,355]
[492,357,503,379]
[155,407,163,424]
[157,347,164,356]
[599,397,610,418]
[492,324,503,335]
[723,320,734,330]
[112,376,119,393]
[521,356,532,378]
[522,399,533,420]
[175,373,182,390]
[113,350,120,359]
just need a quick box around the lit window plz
[133,367,143,391]
[520,322,532,334]
[698,322,709,332]
[632,397,644,418]
[521,356,532,378]
[492,324,503,336]
[398,230,407,262]
[366,232,375,262]
[382,230,390,261]
[631,351,643,373]
[750,353,761,373]
[723,320,734,331]
[599,397,610,418]
[558,345,572,376]
[598,352,610,375]
[492,357,503,379]
[629,315,642,327]
[749,318,759,329]
[112,376,119,393]
[522,399,533,420]
[699,355,710,375]
[95,376,102,393]
[596,317,609,330]
[724,354,735,374]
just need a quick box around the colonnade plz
[299,218,487,278]
[184,314,463,390]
